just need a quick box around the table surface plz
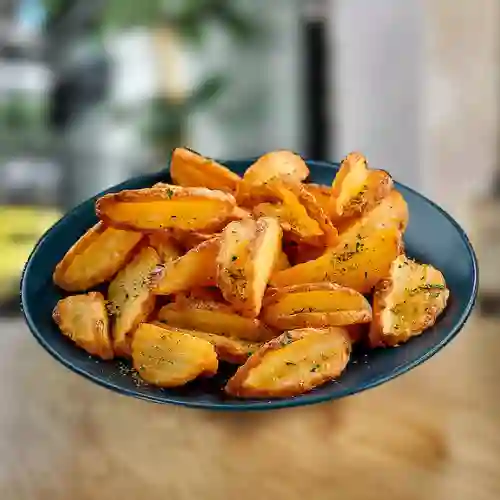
[1,309,499,500]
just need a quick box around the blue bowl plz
[20,159,478,410]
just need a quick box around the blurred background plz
[2,1,500,499]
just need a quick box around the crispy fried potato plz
[96,186,236,232]
[132,323,218,387]
[338,189,409,236]
[170,147,241,194]
[271,226,403,293]
[107,246,161,357]
[262,283,372,330]
[225,327,351,398]
[228,206,253,221]
[253,192,324,247]
[152,321,262,364]
[157,298,277,342]
[304,183,333,214]
[169,229,218,251]
[329,152,393,219]
[369,255,449,347]
[147,232,181,263]
[53,222,143,292]
[150,237,219,295]
[284,182,338,246]
[52,292,113,360]
[275,250,290,272]
[217,217,282,318]
[237,151,309,204]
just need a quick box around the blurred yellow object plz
[0,206,62,299]
[0,206,62,238]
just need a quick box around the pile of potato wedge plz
[52,148,450,399]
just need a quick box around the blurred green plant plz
[41,0,257,158]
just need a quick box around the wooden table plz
[1,312,498,500]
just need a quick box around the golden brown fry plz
[274,250,291,272]
[237,150,309,204]
[262,283,372,330]
[170,147,241,194]
[284,182,338,247]
[150,236,219,295]
[225,327,351,398]
[147,232,181,263]
[304,183,333,214]
[132,323,218,387]
[157,298,277,342]
[107,246,161,357]
[271,226,402,293]
[329,152,393,219]
[152,321,262,364]
[253,193,324,247]
[96,185,236,232]
[217,217,282,318]
[52,292,113,360]
[228,206,253,221]
[53,222,143,292]
[369,255,449,347]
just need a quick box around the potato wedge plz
[147,232,181,263]
[52,292,113,360]
[369,255,449,347]
[132,323,218,387]
[157,299,277,342]
[338,189,409,236]
[107,246,161,357]
[262,283,372,330]
[152,322,262,364]
[274,250,290,272]
[237,150,309,204]
[271,226,403,293]
[53,222,143,292]
[150,236,219,295]
[170,147,241,194]
[96,186,236,232]
[253,193,324,246]
[169,229,218,251]
[225,327,351,398]
[217,217,282,318]
[329,152,393,219]
[304,183,333,214]
[284,182,338,246]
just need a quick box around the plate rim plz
[20,159,479,411]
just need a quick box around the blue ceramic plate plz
[21,159,478,410]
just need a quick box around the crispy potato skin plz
[152,321,262,364]
[284,182,338,247]
[262,282,372,330]
[329,152,393,220]
[225,327,351,398]
[96,186,236,232]
[107,246,161,357]
[217,217,282,318]
[52,292,113,360]
[53,222,143,292]
[132,323,218,387]
[147,233,181,263]
[157,298,277,342]
[170,147,241,194]
[369,255,449,347]
[237,151,309,205]
[254,182,324,247]
[150,236,220,295]
[304,183,333,215]
[271,226,403,293]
